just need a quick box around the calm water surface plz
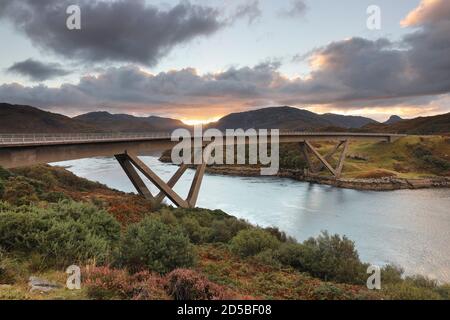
[52,156,450,283]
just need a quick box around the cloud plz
[233,1,262,25]
[282,0,450,106]
[401,0,450,27]
[0,0,224,66]
[7,59,70,81]
[0,0,449,119]
[279,0,307,18]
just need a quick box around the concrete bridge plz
[0,132,404,208]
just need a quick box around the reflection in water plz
[52,156,450,283]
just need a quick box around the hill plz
[362,113,450,134]
[384,115,403,125]
[321,113,378,128]
[74,111,189,132]
[0,104,189,133]
[211,106,377,131]
[0,103,100,133]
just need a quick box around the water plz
[52,156,450,283]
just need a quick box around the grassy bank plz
[0,165,449,300]
[161,135,450,184]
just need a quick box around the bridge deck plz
[0,131,406,169]
[0,132,404,148]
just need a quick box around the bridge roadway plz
[0,131,404,169]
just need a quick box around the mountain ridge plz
[0,103,448,134]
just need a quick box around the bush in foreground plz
[117,218,196,274]
[84,266,169,300]
[0,200,121,268]
[165,269,237,300]
[230,228,281,258]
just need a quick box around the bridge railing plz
[0,131,403,146]
[0,132,173,145]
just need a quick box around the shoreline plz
[200,166,450,191]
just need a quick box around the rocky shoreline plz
[202,166,450,191]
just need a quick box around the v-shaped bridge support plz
[115,146,211,208]
[300,140,349,178]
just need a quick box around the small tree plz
[118,218,196,274]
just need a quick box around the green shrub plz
[117,217,196,274]
[180,216,212,244]
[0,249,26,284]
[0,179,4,198]
[404,275,438,289]
[209,218,250,243]
[0,166,12,180]
[253,249,282,268]
[312,283,347,300]
[264,227,293,243]
[412,145,432,158]
[422,155,450,171]
[0,200,120,267]
[383,282,442,300]
[230,229,280,258]
[2,176,39,206]
[380,264,404,284]
[435,284,450,299]
[294,232,366,284]
[40,191,69,203]
[276,242,308,269]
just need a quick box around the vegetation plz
[117,218,196,274]
[275,136,450,178]
[0,165,449,300]
[0,201,120,268]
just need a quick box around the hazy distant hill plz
[362,113,450,134]
[384,115,403,125]
[211,106,377,131]
[74,111,188,132]
[0,103,100,133]
[321,113,378,128]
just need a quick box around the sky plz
[0,0,449,123]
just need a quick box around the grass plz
[309,136,450,179]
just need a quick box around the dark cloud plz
[7,59,70,81]
[0,63,285,115]
[0,0,224,66]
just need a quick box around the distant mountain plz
[321,113,378,128]
[74,111,188,132]
[211,106,377,131]
[362,113,450,134]
[384,115,403,125]
[0,103,100,133]
[1,103,447,135]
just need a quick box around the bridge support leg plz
[115,154,155,202]
[314,140,345,172]
[301,140,349,179]
[115,147,211,209]
[335,140,349,178]
[300,142,314,174]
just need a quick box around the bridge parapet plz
[0,131,406,147]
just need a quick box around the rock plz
[28,276,61,293]
[348,154,369,161]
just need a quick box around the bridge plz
[0,131,405,208]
